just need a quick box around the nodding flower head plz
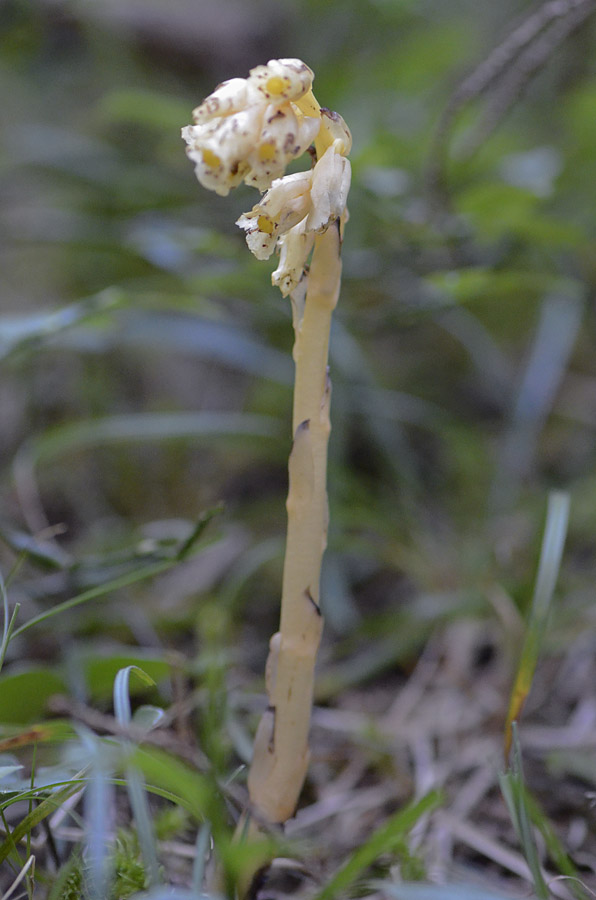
[237,142,351,295]
[183,59,351,298]
[181,59,320,196]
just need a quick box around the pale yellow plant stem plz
[247,222,342,824]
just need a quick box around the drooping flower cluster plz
[182,59,351,298]
[181,59,320,195]
[237,135,351,296]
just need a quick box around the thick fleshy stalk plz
[247,222,341,823]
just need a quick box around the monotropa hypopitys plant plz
[183,58,351,827]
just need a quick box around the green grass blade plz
[0,851,35,898]
[26,743,37,863]
[0,807,24,870]
[0,568,20,674]
[500,725,590,900]
[128,889,222,900]
[0,780,83,865]
[114,666,161,888]
[0,288,123,361]
[10,558,175,640]
[313,790,443,900]
[84,738,114,900]
[1,568,8,652]
[0,525,72,571]
[499,726,548,899]
[504,491,570,757]
[113,667,156,727]
[0,777,85,813]
[129,745,216,823]
[379,884,538,899]
[191,822,212,894]
[14,411,279,468]
[176,504,224,561]
[522,792,590,900]
[126,769,161,888]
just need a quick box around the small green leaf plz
[0,667,66,724]
[132,706,166,731]
[86,654,167,704]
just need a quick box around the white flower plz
[181,59,320,196]
[190,77,257,125]
[272,223,315,298]
[306,141,351,229]
[236,143,351,295]
[248,58,316,103]
[236,171,313,259]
